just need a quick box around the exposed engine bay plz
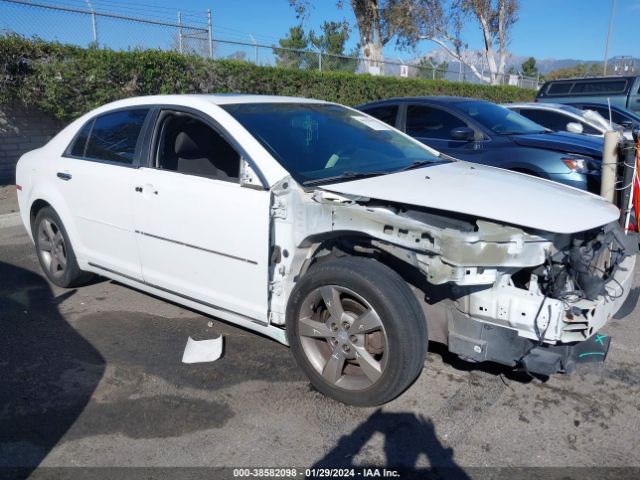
[267,179,637,375]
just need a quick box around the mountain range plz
[412,48,639,75]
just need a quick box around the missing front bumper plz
[447,309,613,376]
[521,333,611,375]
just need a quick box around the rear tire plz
[286,256,427,406]
[33,206,94,288]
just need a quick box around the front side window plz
[588,106,627,125]
[77,109,149,164]
[579,122,602,135]
[155,112,240,182]
[405,105,467,139]
[222,103,442,185]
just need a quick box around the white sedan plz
[16,95,636,405]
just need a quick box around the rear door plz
[58,108,151,280]
[133,108,271,323]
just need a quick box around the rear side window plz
[547,83,573,95]
[363,105,398,127]
[68,120,93,157]
[405,105,466,139]
[571,80,628,94]
[68,109,149,164]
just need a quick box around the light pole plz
[603,0,616,75]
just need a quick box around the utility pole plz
[604,0,616,75]
[207,8,213,59]
[85,0,97,44]
[177,11,183,54]
[249,34,258,64]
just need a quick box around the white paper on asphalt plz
[182,336,224,364]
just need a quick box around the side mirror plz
[239,157,265,190]
[450,126,475,141]
[566,122,584,134]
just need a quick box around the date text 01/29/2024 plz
[232,468,401,477]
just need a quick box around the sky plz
[0,0,638,62]
[206,0,639,61]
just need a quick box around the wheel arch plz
[289,231,448,344]
[30,199,52,230]
[296,231,430,300]
[26,193,84,264]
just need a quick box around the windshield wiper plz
[303,170,389,186]
[391,159,439,173]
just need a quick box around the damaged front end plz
[446,220,636,375]
[269,180,637,376]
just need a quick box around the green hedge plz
[0,35,536,121]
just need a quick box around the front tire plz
[33,206,94,288]
[286,256,427,406]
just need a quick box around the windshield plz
[582,109,620,130]
[456,101,547,135]
[222,103,443,185]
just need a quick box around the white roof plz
[194,94,329,105]
[503,102,568,109]
[98,94,329,109]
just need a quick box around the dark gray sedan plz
[358,97,604,192]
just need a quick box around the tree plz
[521,56,537,77]
[274,25,311,69]
[309,21,359,72]
[416,56,448,80]
[274,22,358,72]
[289,0,396,74]
[289,0,520,84]
[546,63,604,81]
[389,0,519,85]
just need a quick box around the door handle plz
[57,172,72,181]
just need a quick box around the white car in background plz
[504,102,632,139]
[15,95,637,405]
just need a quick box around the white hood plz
[320,161,619,234]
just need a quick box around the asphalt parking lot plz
[1,215,640,479]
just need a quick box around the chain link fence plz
[0,0,539,89]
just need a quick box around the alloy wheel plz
[37,218,67,279]
[297,285,389,391]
